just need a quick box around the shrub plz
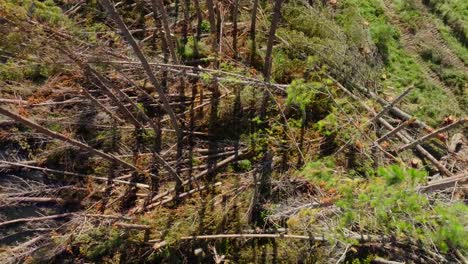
[370,24,396,64]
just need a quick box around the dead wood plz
[375,118,416,144]
[100,0,182,138]
[79,85,125,124]
[113,222,150,230]
[146,182,222,209]
[133,153,243,213]
[399,118,467,152]
[1,197,65,204]
[151,0,178,63]
[0,107,138,171]
[353,84,435,133]
[418,173,467,193]
[0,160,150,189]
[0,213,73,228]
[371,86,414,123]
[152,233,393,249]
[330,79,453,176]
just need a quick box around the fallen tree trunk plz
[399,118,467,151]
[0,160,150,189]
[375,118,416,144]
[100,0,182,138]
[331,80,452,176]
[145,152,243,205]
[371,86,414,123]
[0,107,137,171]
[0,213,73,228]
[418,173,467,193]
[145,182,222,209]
[152,232,392,249]
[1,197,65,204]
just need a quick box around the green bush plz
[370,24,396,64]
[76,228,126,261]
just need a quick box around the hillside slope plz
[0,0,467,263]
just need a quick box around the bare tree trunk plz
[79,85,124,124]
[151,3,170,90]
[232,0,239,58]
[0,107,137,171]
[249,0,259,66]
[0,160,151,188]
[152,0,178,63]
[399,118,467,152]
[182,0,190,44]
[375,118,415,144]
[206,0,217,36]
[100,0,182,138]
[0,213,73,228]
[260,0,283,119]
[263,0,282,80]
[193,0,203,41]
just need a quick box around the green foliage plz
[237,159,252,171]
[316,111,338,137]
[301,157,337,189]
[199,72,214,84]
[433,203,468,252]
[330,165,467,253]
[420,47,444,65]
[76,228,125,261]
[343,0,462,124]
[0,61,25,81]
[200,20,211,33]
[279,1,382,89]
[425,0,467,44]
[377,164,426,185]
[287,79,319,113]
[394,0,422,32]
[178,36,209,60]
[286,66,335,122]
[93,128,121,152]
[0,0,70,82]
[435,22,468,65]
[271,49,308,83]
[47,123,62,133]
[370,23,397,63]
[240,86,263,110]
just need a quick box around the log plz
[0,212,134,228]
[146,182,221,209]
[379,119,453,176]
[79,85,125,124]
[371,86,414,123]
[152,233,391,249]
[146,152,243,205]
[418,173,467,193]
[399,118,467,152]
[0,160,150,189]
[151,0,178,63]
[0,107,137,171]
[0,160,40,169]
[353,83,434,132]
[331,80,452,176]
[1,197,65,204]
[98,60,288,92]
[114,222,150,230]
[100,0,182,138]
[0,213,73,228]
[86,66,144,128]
[375,118,415,144]
[373,257,404,264]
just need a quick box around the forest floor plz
[0,0,467,263]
